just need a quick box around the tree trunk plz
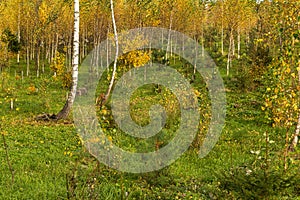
[221,24,224,55]
[103,0,119,105]
[166,11,173,62]
[26,45,30,76]
[35,43,40,77]
[54,33,59,62]
[106,29,110,71]
[50,37,54,63]
[237,29,241,59]
[227,31,233,76]
[17,2,21,65]
[289,115,300,152]
[221,1,224,56]
[232,34,235,57]
[56,0,80,120]
[26,16,30,76]
[201,28,204,57]
[289,62,300,151]
[30,34,34,61]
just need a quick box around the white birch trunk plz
[237,29,240,59]
[201,29,204,57]
[221,24,224,56]
[166,12,173,62]
[26,45,30,76]
[202,1,205,57]
[227,31,233,76]
[232,35,235,57]
[106,29,109,71]
[17,2,21,64]
[104,0,119,103]
[221,1,224,56]
[289,62,300,151]
[290,115,300,151]
[56,0,79,119]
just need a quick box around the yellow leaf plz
[293,104,298,111]
[291,73,296,78]
[1,130,8,136]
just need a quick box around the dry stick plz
[2,133,14,184]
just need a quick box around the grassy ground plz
[0,59,299,199]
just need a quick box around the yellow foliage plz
[120,50,151,68]
[109,31,151,69]
[39,1,48,25]
[50,52,66,76]
[50,52,71,88]
[262,0,300,127]
[1,130,8,136]
[28,85,36,93]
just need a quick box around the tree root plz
[35,113,58,121]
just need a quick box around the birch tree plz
[56,0,80,119]
[262,0,300,169]
[102,0,119,105]
[211,0,256,76]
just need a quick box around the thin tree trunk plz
[106,29,109,71]
[232,35,235,57]
[166,11,173,62]
[46,38,50,63]
[35,43,40,77]
[103,0,119,105]
[221,24,224,55]
[56,0,80,120]
[289,115,300,152]
[54,33,59,62]
[201,1,205,57]
[17,2,21,65]
[50,37,54,63]
[289,62,300,151]
[30,33,34,61]
[201,28,204,57]
[193,37,198,80]
[41,39,45,73]
[237,29,240,59]
[81,28,85,63]
[227,30,233,76]
[26,45,30,76]
[221,1,224,56]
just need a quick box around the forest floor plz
[0,59,299,199]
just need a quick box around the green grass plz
[0,58,299,199]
